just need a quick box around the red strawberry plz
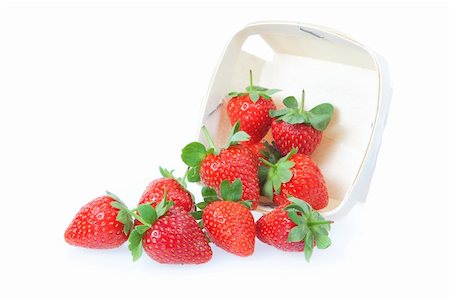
[64,192,132,249]
[270,90,333,156]
[227,70,280,144]
[261,149,329,210]
[256,197,332,261]
[139,167,194,213]
[182,122,260,209]
[128,198,212,264]
[198,179,256,256]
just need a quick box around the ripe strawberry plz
[196,179,256,256]
[227,70,280,144]
[261,149,329,210]
[270,90,334,156]
[256,197,332,261]
[127,197,212,264]
[139,167,194,213]
[64,192,132,249]
[181,122,260,209]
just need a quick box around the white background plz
[1,1,449,299]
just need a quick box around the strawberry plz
[64,192,133,249]
[139,167,194,213]
[270,90,334,156]
[256,197,332,261]
[127,197,212,264]
[181,122,260,209]
[195,179,255,257]
[261,149,329,210]
[227,70,280,144]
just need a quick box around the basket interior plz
[201,26,379,213]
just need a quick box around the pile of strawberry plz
[65,70,334,264]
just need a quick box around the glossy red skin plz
[273,154,328,210]
[256,204,305,252]
[227,95,276,144]
[271,121,322,156]
[142,206,212,264]
[139,178,194,213]
[200,145,260,209]
[203,201,255,257]
[65,196,128,249]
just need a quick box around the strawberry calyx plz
[228,70,281,103]
[127,194,174,261]
[260,148,298,200]
[257,141,282,189]
[159,166,190,190]
[192,178,252,221]
[107,191,133,236]
[269,90,334,131]
[283,197,333,262]
[181,121,250,183]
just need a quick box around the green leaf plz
[288,225,308,242]
[201,186,219,203]
[196,202,208,210]
[249,92,260,102]
[265,88,282,96]
[239,200,253,209]
[304,231,314,262]
[262,180,274,200]
[159,166,174,179]
[190,211,203,220]
[128,230,142,248]
[311,224,328,238]
[134,225,150,234]
[198,220,204,229]
[116,209,132,235]
[287,197,311,216]
[187,166,201,182]
[287,209,303,225]
[308,103,334,131]
[277,162,294,183]
[155,197,173,218]
[181,142,207,167]
[220,179,243,202]
[224,121,250,149]
[315,234,331,249]
[229,131,250,144]
[260,93,271,99]
[258,166,269,187]
[283,96,298,109]
[280,113,306,125]
[111,201,128,211]
[269,108,289,118]
[105,191,122,204]
[131,243,142,262]
[272,176,282,194]
[137,204,157,225]
[252,86,267,92]
[128,229,144,261]
[228,91,239,97]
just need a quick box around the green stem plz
[202,125,217,154]
[300,90,305,112]
[249,70,253,90]
[308,220,333,226]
